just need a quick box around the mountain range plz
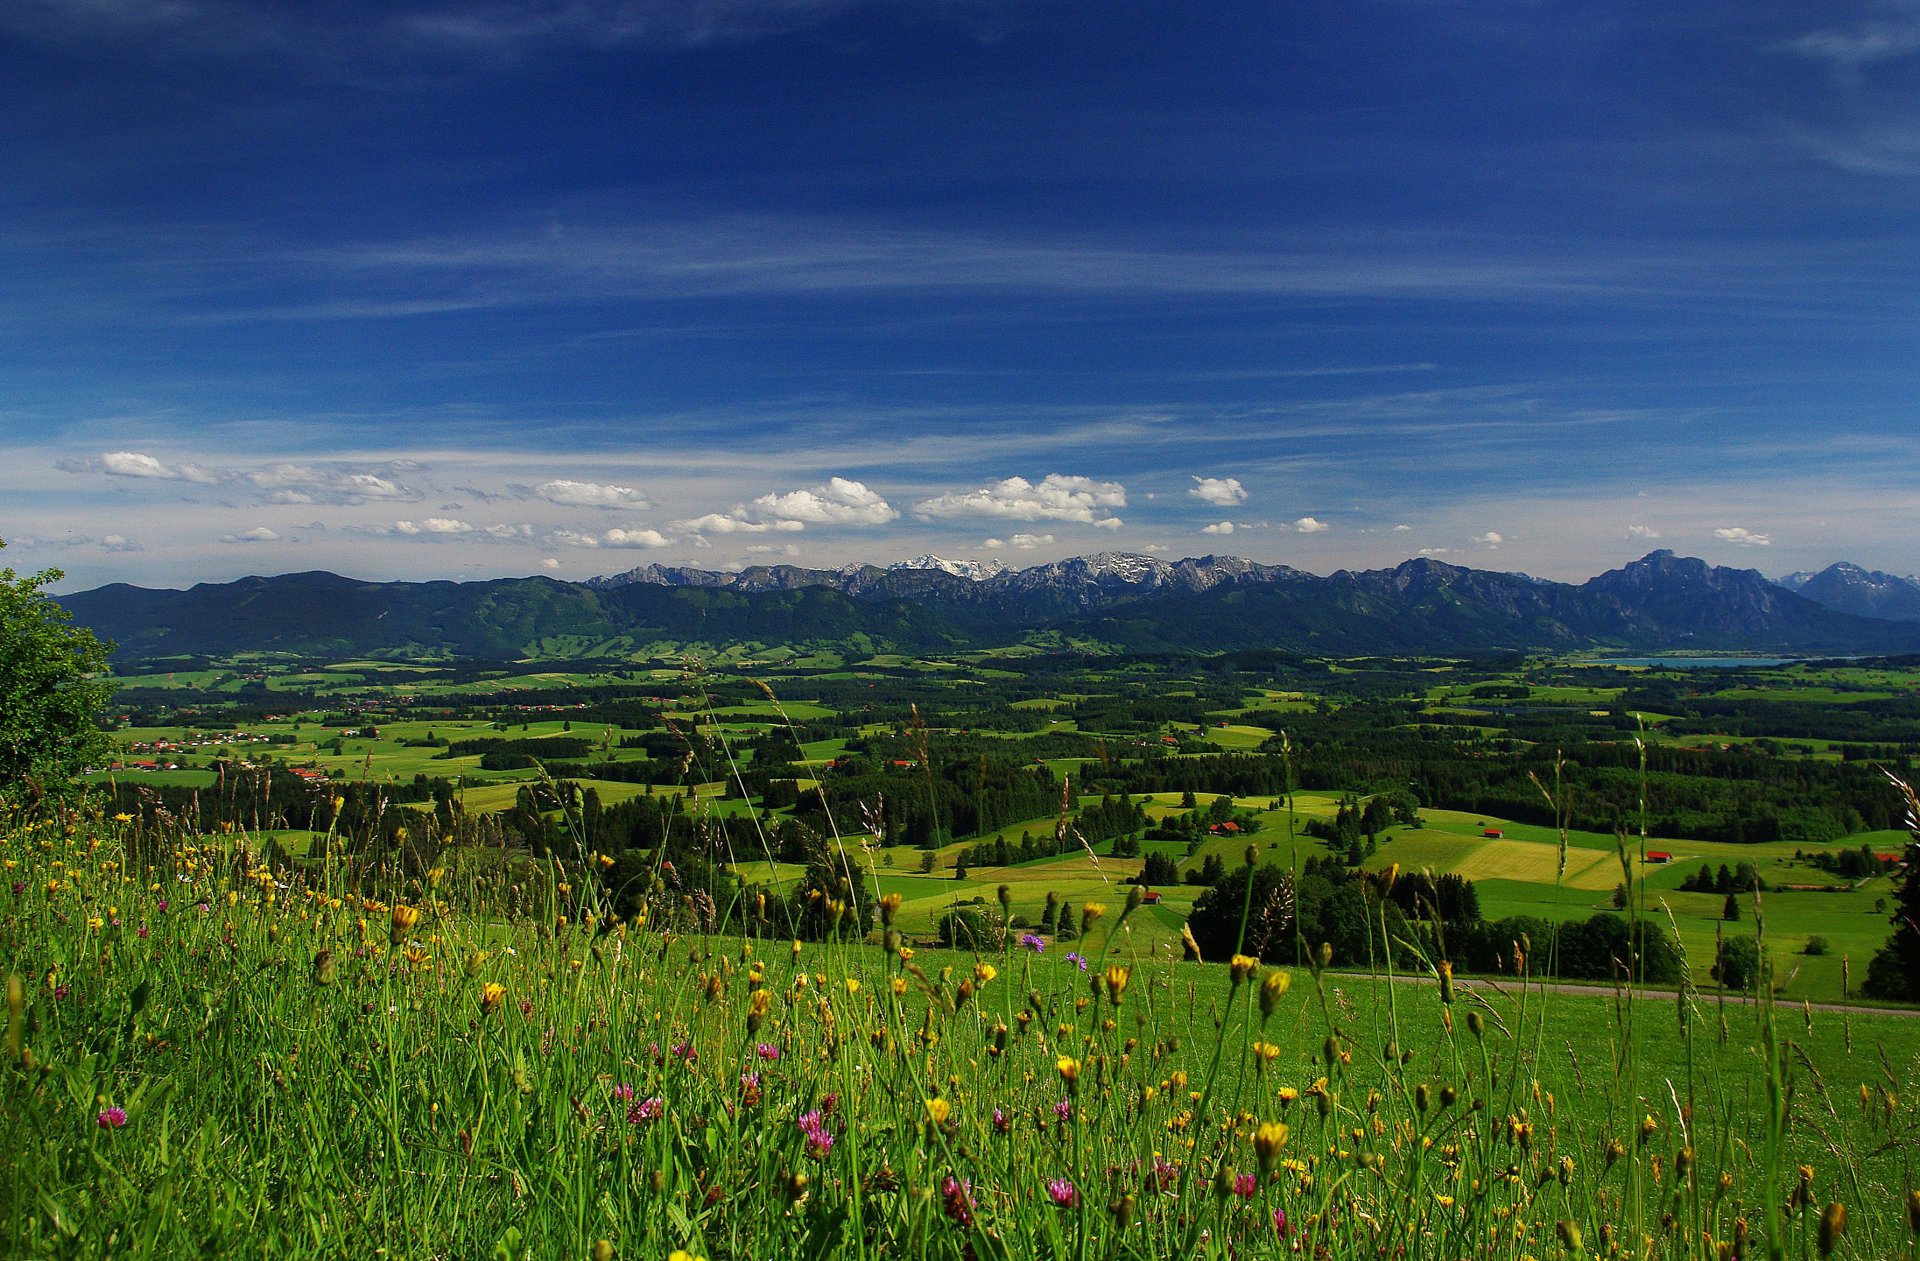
[57,552,1920,662]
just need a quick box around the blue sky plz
[4,0,1917,589]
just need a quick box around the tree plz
[1722,892,1741,922]
[1863,834,1920,1002]
[1712,936,1763,993]
[1,545,115,801]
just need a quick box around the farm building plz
[1482,828,1503,839]
[1646,851,1672,864]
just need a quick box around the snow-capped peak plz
[888,555,1008,581]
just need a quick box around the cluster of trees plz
[1803,844,1900,880]
[1676,861,1767,895]
[1303,791,1417,861]
[1184,856,1681,984]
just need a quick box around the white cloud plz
[914,474,1126,526]
[1392,523,1412,532]
[91,451,216,483]
[1627,524,1662,539]
[1714,526,1771,546]
[984,533,1054,549]
[1293,516,1329,534]
[676,477,894,537]
[537,479,650,510]
[602,527,672,549]
[1473,532,1503,548]
[221,527,280,543]
[546,529,601,548]
[1188,476,1247,507]
[746,477,897,526]
[1418,547,1451,556]
[99,533,142,553]
[248,462,421,504]
[540,557,561,570]
[1201,521,1235,536]
[676,512,806,535]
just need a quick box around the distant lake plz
[1581,655,1799,669]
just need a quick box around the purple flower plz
[1272,1207,1290,1237]
[756,1041,781,1061]
[740,1072,763,1106]
[9,882,23,897]
[1046,1178,1078,1208]
[992,1107,1010,1134]
[799,1109,834,1160]
[1064,952,1087,971]
[942,1175,975,1226]
[157,898,168,912]
[136,925,149,939]
[97,1107,127,1129]
[611,1083,635,1102]
[626,1096,663,1124]
[1233,1172,1258,1199]
[670,1040,696,1063]
[1020,933,1045,952]
[1053,1097,1072,1122]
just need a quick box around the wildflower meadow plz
[5,797,1920,1261]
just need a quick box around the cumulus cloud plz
[1627,524,1662,539]
[99,533,142,553]
[1201,521,1235,536]
[1294,517,1329,533]
[393,517,474,535]
[540,557,561,569]
[65,452,428,504]
[221,527,280,543]
[1188,476,1247,507]
[677,512,806,535]
[545,529,602,548]
[602,527,672,549]
[1714,526,1771,546]
[916,474,1126,528]
[1392,523,1412,532]
[1472,532,1503,548]
[537,479,650,510]
[747,477,897,526]
[98,450,216,482]
[984,533,1054,549]
[677,477,895,537]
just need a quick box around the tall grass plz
[3,796,1919,1259]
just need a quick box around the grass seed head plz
[1818,1202,1847,1256]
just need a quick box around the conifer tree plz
[1863,778,1920,1001]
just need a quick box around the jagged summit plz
[888,555,1009,580]
[1775,562,1920,623]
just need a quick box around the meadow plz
[4,799,1918,1259]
